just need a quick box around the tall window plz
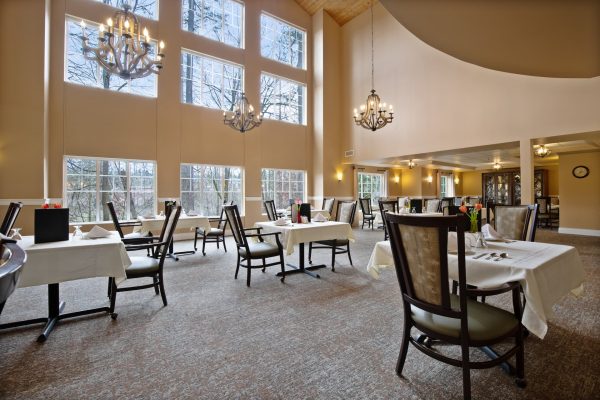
[440,174,455,198]
[260,13,305,69]
[181,50,243,110]
[357,172,386,205]
[181,0,243,48]
[95,0,159,20]
[261,168,305,209]
[260,73,306,125]
[180,164,243,216]
[65,157,156,223]
[65,17,157,97]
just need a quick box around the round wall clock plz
[572,165,589,179]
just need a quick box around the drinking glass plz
[411,207,416,214]
[73,225,83,239]
[422,207,427,214]
[9,228,22,240]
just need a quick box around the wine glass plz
[9,228,22,240]
[73,225,83,239]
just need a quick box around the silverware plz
[485,253,497,260]
[493,253,508,261]
[472,253,488,259]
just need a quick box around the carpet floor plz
[0,228,598,399]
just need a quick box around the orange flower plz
[459,205,468,213]
[53,203,62,208]
[41,203,50,209]
[475,203,483,210]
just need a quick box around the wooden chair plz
[359,198,375,229]
[264,200,279,221]
[308,201,357,271]
[535,197,556,229]
[385,213,526,400]
[378,199,398,239]
[0,202,23,236]
[108,206,182,316]
[322,197,336,216]
[224,205,285,287]
[425,199,441,213]
[106,202,154,247]
[194,201,232,256]
[494,205,537,241]
[409,199,423,213]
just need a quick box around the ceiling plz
[371,135,600,171]
[294,0,372,25]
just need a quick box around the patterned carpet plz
[0,228,598,399]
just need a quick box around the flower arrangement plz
[41,202,62,209]
[459,203,482,233]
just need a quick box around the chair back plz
[217,201,234,230]
[264,200,278,221]
[336,201,357,224]
[359,198,372,216]
[525,204,538,242]
[386,213,468,323]
[536,196,551,215]
[0,202,23,236]
[494,206,531,241]
[379,200,398,214]
[224,204,248,249]
[106,202,125,239]
[409,199,423,213]
[322,198,335,215]
[155,206,181,264]
[397,197,409,210]
[440,198,453,211]
[425,199,441,213]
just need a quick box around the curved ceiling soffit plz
[379,0,600,79]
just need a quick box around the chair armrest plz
[125,240,168,251]
[465,281,521,297]
[208,218,221,222]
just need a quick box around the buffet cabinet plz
[482,169,547,206]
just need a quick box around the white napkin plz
[313,213,327,222]
[274,218,289,226]
[481,224,503,240]
[142,214,155,219]
[84,225,112,239]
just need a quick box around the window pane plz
[94,0,158,20]
[358,172,386,206]
[180,164,243,216]
[182,0,243,48]
[261,168,305,209]
[181,50,243,111]
[260,73,305,125]
[260,14,305,69]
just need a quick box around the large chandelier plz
[535,145,551,158]
[353,3,393,131]
[223,93,262,133]
[79,4,165,80]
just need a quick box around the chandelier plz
[353,3,393,131]
[407,160,416,169]
[79,4,165,80]
[223,93,262,133]
[493,162,502,170]
[535,145,551,158]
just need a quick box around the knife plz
[472,253,488,259]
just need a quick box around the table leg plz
[276,243,326,279]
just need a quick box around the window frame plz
[357,172,387,206]
[259,72,307,125]
[180,163,245,217]
[94,0,160,21]
[260,11,307,70]
[181,0,245,49]
[63,155,157,223]
[261,167,307,210]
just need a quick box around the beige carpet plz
[0,228,598,399]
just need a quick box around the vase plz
[470,219,478,233]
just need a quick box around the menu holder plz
[34,208,69,243]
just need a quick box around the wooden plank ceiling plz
[294,0,372,25]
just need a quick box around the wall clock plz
[572,165,589,179]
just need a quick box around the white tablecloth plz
[17,235,131,288]
[255,221,354,255]
[366,239,584,339]
[277,209,332,220]
[134,215,212,235]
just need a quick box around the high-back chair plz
[535,196,555,229]
[409,199,423,213]
[108,206,182,316]
[264,200,278,221]
[0,202,23,236]
[308,201,357,271]
[440,197,454,212]
[106,202,153,244]
[425,199,441,213]
[359,198,375,229]
[322,198,336,216]
[494,205,536,241]
[379,199,398,240]
[194,200,233,256]
[224,205,285,287]
[385,213,526,400]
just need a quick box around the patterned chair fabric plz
[426,199,440,213]
[495,206,530,240]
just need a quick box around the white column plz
[520,139,534,204]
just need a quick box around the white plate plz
[448,250,476,256]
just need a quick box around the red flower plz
[41,203,50,209]
[53,203,62,208]
[475,203,483,210]
[459,205,468,213]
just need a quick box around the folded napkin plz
[313,213,327,222]
[84,225,112,239]
[142,214,155,219]
[481,224,503,240]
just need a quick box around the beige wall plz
[558,151,600,232]
[545,164,559,196]
[462,171,483,196]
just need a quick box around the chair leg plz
[396,318,411,376]
[515,326,527,388]
[246,259,252,287]
[235,254,240,279]
[347,243,353,266]
[331,246,336,272]
[222,235,227,252]
[308,242,313,264]
[279,252,285,283]
[193,229,198,251]
[158,272,167,306]
[461,341,472,400]
[262,258,266,272]
[107,277,112,298]
[153,276,159,295]
[109,278,117,314]
[202,235,207,256]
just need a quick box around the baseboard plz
[558,227,600,237]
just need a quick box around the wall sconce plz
[426,175,433,183]
[337,171,343,182]
[394,175,400,184]
[454,176,460,185]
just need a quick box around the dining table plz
[255,220,354,278]
[366,236,585,339]
[0,234,131,342]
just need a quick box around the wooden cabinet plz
[482,169,547,205]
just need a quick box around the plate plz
[274,222,291,226]
[448,250,476,256]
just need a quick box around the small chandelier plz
[223,93,262,133]
[80,4,165,80]
[408,160,416,169]
[535,145,551,158]
[493,162,502,170]
[353,3,393,131]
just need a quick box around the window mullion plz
[126,162,131,220]
[96,160,101,222]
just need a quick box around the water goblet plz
[9,228,22,241]
[73,225,83,239]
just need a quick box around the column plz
[520,139,534,204]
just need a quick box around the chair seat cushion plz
[411,295,518,341]
[363,214,375,220]
[240,242,281,259]
[315,239,349,247]
[126,256,160,278]
[124,232,151,239]
[205,228,224,236]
